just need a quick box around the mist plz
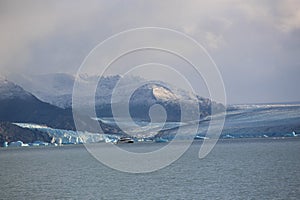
[1,0,300,104]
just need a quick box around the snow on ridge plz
[152,85,178,101]
[0,78,33,100]
[0,75,9,83]
[6,73,205,107]
[230,103,300,110]
[13,123,49,129]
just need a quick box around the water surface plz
[1,138,300,199]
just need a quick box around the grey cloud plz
[0,0,299,103]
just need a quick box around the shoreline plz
[1,136,299,151]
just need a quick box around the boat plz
[194,135,209,140]
[116,137,134,144]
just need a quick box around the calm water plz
[1,138,300,200]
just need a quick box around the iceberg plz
[8,141,27,147]
[30,141,49,146]
[3,141,8,147]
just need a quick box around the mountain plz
[0,122,51,146]
[96,81,224,121]
[0,76,33,100]
[10,73,144,108]
[0,75,226,142]
[0,77,75,130]
[0,77,131,134]
[9,73,75,108]
[10,73,224,122]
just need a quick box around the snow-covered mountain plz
[9,73,75,108]
[0,76,34,100]
[0,76,75,130]
[11,73,201,104]
[9,73,224,121]
[10,73,144,108]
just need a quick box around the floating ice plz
[8,141,27,147]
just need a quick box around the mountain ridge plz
[1,73,224,130]
[9,73,224,115]
[0,78,75,130]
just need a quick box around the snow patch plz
[152,85,178,101]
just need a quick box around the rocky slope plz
[0,77,75,130]
[0,122,51,146]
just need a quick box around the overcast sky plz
[0,0,300,104]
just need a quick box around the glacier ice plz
[13,123,115,145]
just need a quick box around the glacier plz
[13,123,120,145]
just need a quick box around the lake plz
[1,138,300,199]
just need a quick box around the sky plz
[0,0,300,104]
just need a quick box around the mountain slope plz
[9,73,75,108]
[0,122,51,146]
[10,73,224,122]
[0,77,75,130]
